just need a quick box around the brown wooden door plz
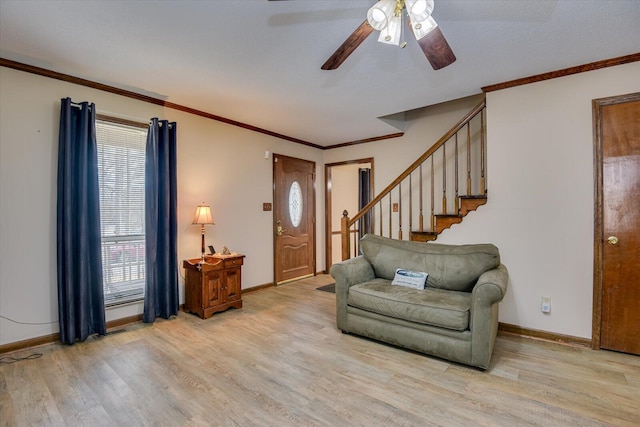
[274,154,315,284]
[598,94,640,355]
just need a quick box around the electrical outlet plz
[541,296,551,313]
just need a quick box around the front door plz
[273,154,315,284]
[594,92,640,355]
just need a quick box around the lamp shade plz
[192,203,214,225]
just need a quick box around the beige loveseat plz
[330,234,508,369]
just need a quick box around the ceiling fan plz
[320,0,456,71]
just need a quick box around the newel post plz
[341,210,351,261]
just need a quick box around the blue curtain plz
[144,118,179,323]
[56,98,106,344]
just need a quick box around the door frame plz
[591,91,640,349]
[325,158,374,272]
[272,153,316,285]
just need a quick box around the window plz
[289,181,303,227]
[96,117,147,306]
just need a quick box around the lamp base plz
[200,225,206,263]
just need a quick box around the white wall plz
[0,67,325,345]
[3,61,639,346]
[327,63,640,340]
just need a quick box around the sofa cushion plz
[360,234,500,292]
[347,278,471,331]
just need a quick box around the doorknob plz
[276,220,287,236]
[607,236,619,245]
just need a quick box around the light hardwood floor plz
[1,274,639,426]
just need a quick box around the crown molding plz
[482,53,640,93]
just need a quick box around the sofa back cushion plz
[360,234,500,292]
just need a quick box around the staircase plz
[340,99,487,260]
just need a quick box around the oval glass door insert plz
[289,181,303,227]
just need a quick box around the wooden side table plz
[183,254,244,319]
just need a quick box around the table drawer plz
[224,257,244,268]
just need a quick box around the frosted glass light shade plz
[405,0,434,23]
[378,14,402,45]
[367,0,397,31]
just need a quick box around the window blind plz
[96,119,147,306]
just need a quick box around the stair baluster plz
[466,121,472,196]
[454,134,459,213]
[481,108,486,194]
[442,142,447,214]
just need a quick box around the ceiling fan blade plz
[417,26,456,70]
[321,20,374,70]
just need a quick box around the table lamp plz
[192,202,215,261]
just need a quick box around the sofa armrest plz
[330,256,375,289]
[330,256,375,331]
[469,264,509,369]
[471,264,509,305]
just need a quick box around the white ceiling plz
[1,0,639,147]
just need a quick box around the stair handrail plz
[347,99,486,227]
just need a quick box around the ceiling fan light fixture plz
[411,15,438,40]
[320,0,455,71]
[367,0,397,31]
[378,14,402,45]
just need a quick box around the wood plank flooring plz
[1,274,639,426]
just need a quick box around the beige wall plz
[0,66,325,345]
[326,62,640,340]
[459,62,639,339]
[2,61,639,346]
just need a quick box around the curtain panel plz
[56,98,106,344]
[358,168,372,240]
[144,118,179,323]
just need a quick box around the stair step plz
[410,231,438,242]
[459,195,487,216]
[410,195,488,240]
[434,214,463,233]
